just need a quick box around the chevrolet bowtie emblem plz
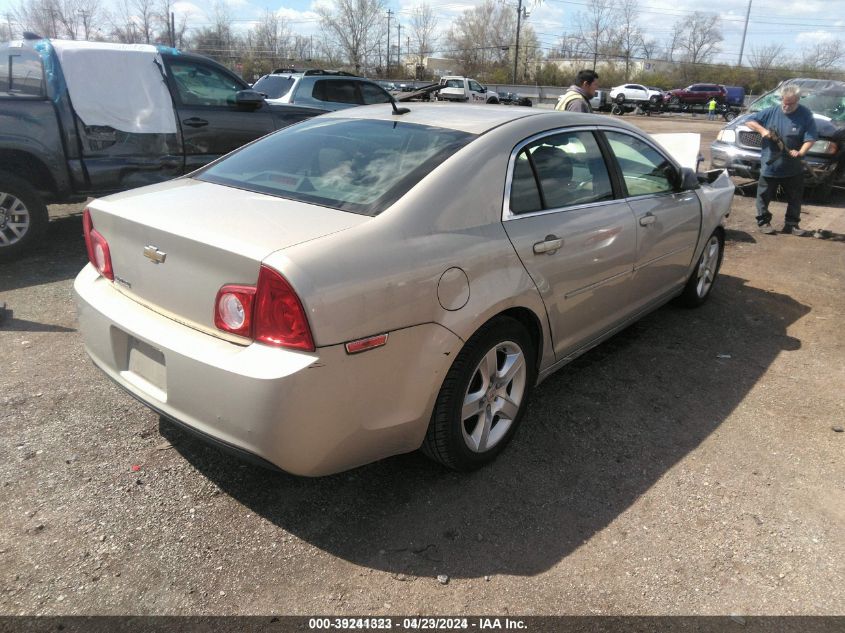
[143,245,167,263]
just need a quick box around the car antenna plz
[390,97,410,116]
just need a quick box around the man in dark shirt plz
[746,85,818,236]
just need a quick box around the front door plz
[502,129,638,359]
[164,57,276,172]
[603,130,701,311]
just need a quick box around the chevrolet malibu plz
[75,104,733,476]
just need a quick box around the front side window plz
[169,60,243,106]
[469,80,483,92]
[197,118,475,216]
[0,46,45,97]
[604,131,675,197]
[509,130,614,214]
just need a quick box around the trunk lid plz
[89,178,369,334]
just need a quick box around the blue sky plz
[3,0,842,66]
[166,0,845,66]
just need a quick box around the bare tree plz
[638,34,658,60]
[409,3,437,68]
[251,8,292,62]
[575,0,619,70]
[317,0,387,73]
[443,0,514,77]
[664,21,684,63]
[674,11,722,65]
[748,43,783,71]
[614,0,641,79]
[802,39,845,72]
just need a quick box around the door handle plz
[182,117,209,128]
[639,213,656,226]
[533,235,563,254]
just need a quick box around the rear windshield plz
[252,75,295,99]
[196,118,475,216]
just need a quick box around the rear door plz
[164,56,276,172]
[502,128,638,359]
[602,130,701,311]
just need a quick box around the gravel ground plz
[0,114,843,617]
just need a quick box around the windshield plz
[196,118,475,216]
[252,75,295,99]
[750,84,845,121]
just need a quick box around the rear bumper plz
[74,264,463,476]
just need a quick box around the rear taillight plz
[82,208,114,281]
[214,285,256,338]
[214,266,314,352]
[254,265,314,351]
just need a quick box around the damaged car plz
[710,78,845,201]
[75,105,734,476]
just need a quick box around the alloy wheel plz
[460,341,527,453]
[0,191,30,247]
[695,235,721,298]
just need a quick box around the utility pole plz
[386,9,393,78]
[170,12,176,48]
[513,0,523,84]
[397,22,402,76]
[738,0,752,66]
[78,9,89,40]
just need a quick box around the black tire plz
[649,95,660,105]
[670,96,680,106]
[615,94,625,104]
[677,230,724,308]
[0,171,49,262]
[724,111,737,122]
[611,104,623,116]
[487,97,498,105]
[422,316,537,471]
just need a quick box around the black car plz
[496,91,532,107]
[710,78,845,201]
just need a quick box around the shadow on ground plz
[0,215,87,292]
[160,273,809,579]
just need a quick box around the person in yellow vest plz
[555,70,600,113]
[707,98,718,120]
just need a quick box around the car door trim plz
[564,269,631,300]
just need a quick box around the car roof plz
[319,103,608,135]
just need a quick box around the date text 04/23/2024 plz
[307,617,528,630]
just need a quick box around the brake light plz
[82,209,114,281]
[254,265,314,351]
[214,285,256,338]
[214,266,314,351]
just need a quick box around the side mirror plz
[235,89,265,109]
[678,166,700,191]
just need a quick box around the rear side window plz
[0,47,45,97]
[312,80,360,104]
[252,75,295,99]
[509,130,614,214]
[197,118,475,216]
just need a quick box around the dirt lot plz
[0,114,843,618]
